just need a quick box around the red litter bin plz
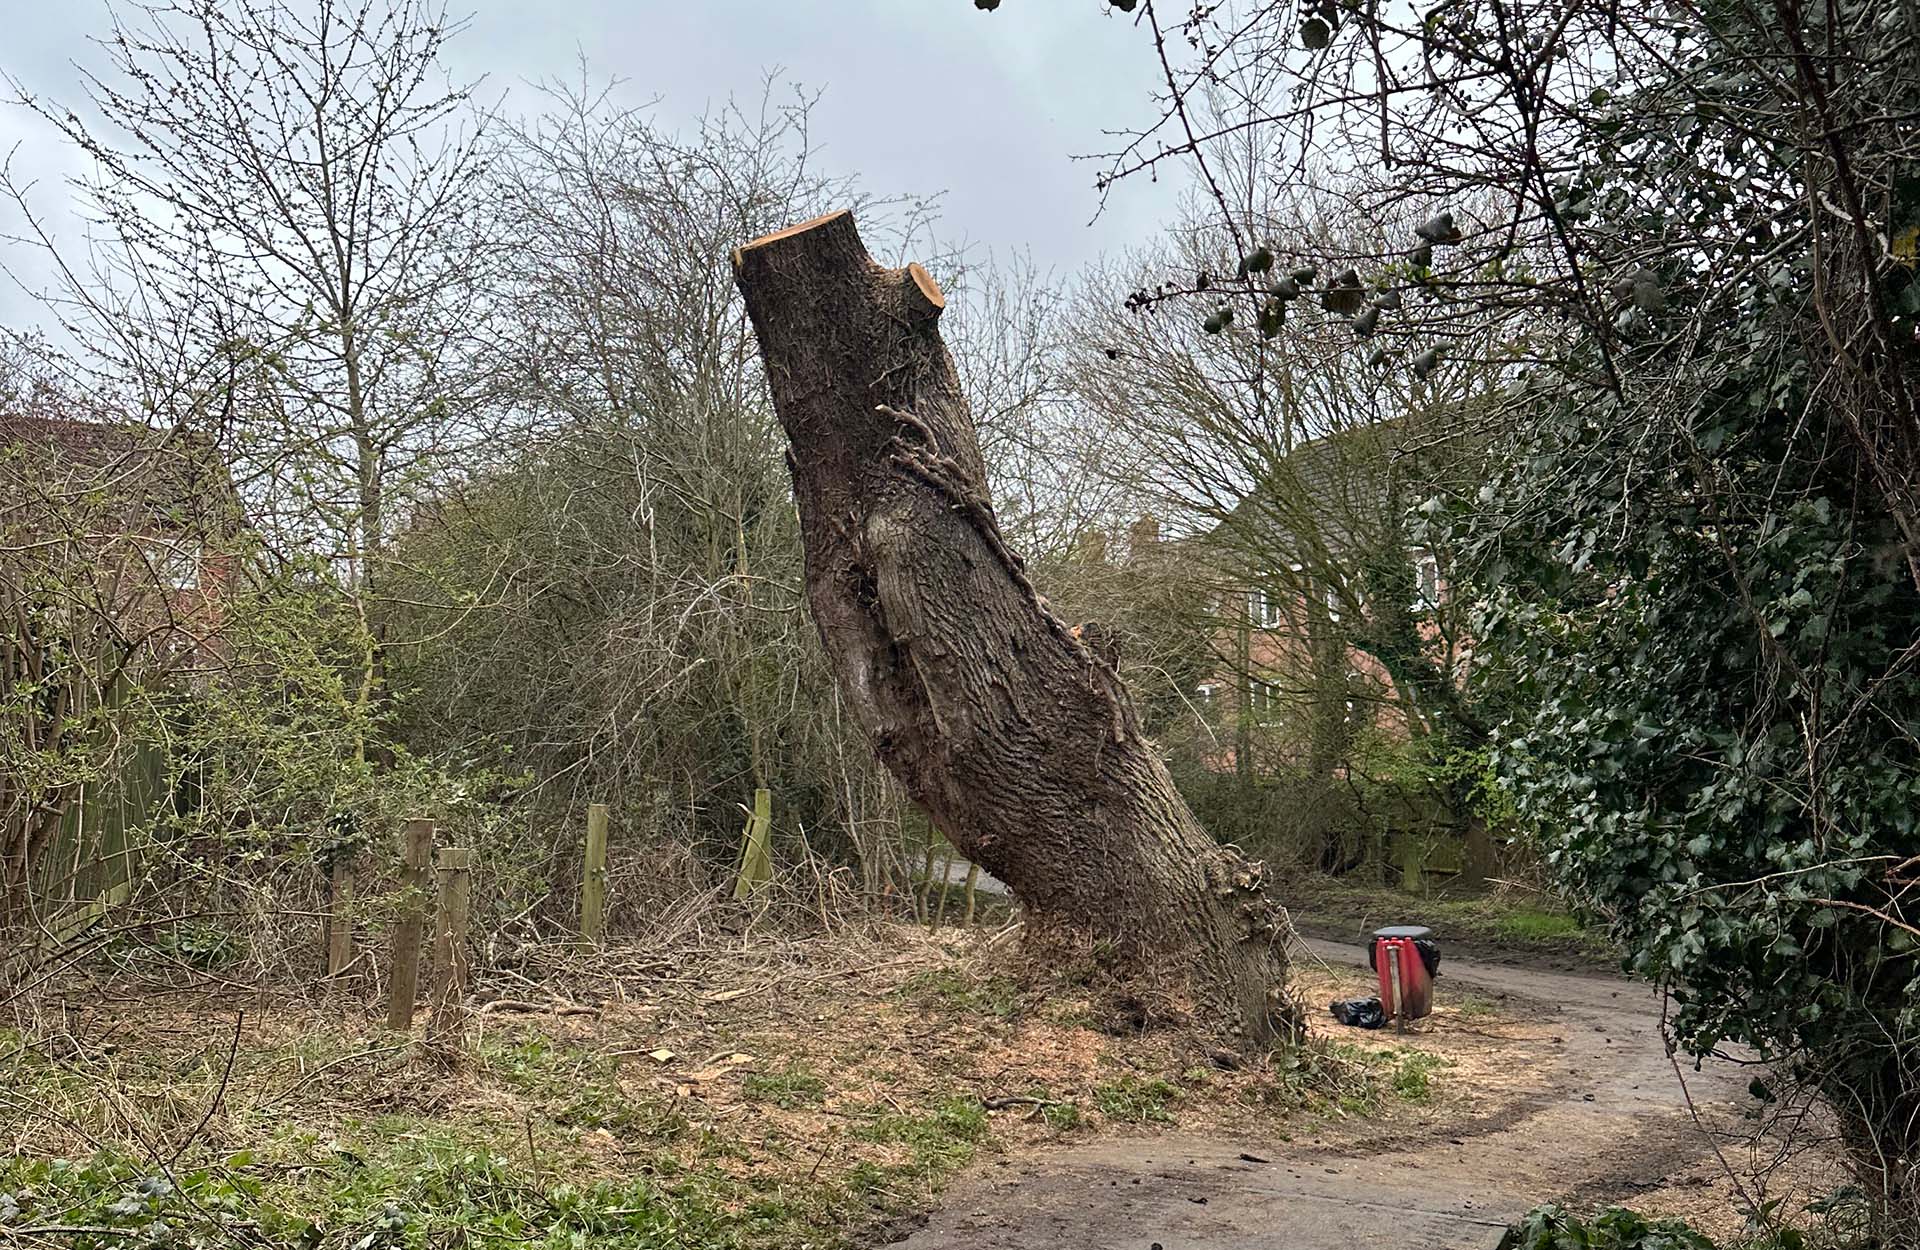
[1370,925,1438,1030]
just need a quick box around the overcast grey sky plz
[0,1,1184,330]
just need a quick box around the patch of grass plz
[742,1065,827,1110]
[1093,1075,1181,1124]
[1263,1040,1446,1117]
[1001,1086,1084,1132]
[471,1033,680,1138]
[1288,875,1611,957]
[1267,1041,1387,1117]
[1449,990,1502,1018]
[1391,1050,1449,1103]
[1042,1101,1084,1131]
[556,1086,687,1140]
[0,1127,745,1250]
[853,1097,990,1170]
[901,966,1021,1020]
[475,1033,615,1093]
[1044,1001,1104,1030]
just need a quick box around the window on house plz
[1325,583,1343,624]
[1250,679,1283,723]
[1253,586,1284,628]
[1414,550,1441,609]
[1195,682,1219,714]
[156,539,201,591]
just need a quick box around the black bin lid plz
[1372,925,1433,939]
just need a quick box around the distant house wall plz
[1189,552,1455,776]
[1,412,240,919]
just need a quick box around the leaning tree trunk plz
[732,211,1294,1044]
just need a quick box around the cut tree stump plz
[731,210,1295,1043]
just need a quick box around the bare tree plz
[1064,180,1496,875]
[385,79,950,900]
[6,0,503,753]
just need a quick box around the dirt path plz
[885,937,1756,1250]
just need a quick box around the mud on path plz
[886,937,1829,1250]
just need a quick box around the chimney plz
[1127,514,1160,559]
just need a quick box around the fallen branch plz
[167,1011,243,1167]
[476,998,600,1017]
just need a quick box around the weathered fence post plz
[430,846,473,1039]
[385,818,434,1031]
[581,803,609,942]
[732,788,773,901]
[326,857,355,977]
[914,834,937,924]
[932,838,956,932]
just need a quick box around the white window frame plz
[1253,585,1284,628]
[1413,550,1441,610]
[1250,678,1283,723]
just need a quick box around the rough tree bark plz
[732,211,1295,1044]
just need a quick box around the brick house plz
[1171,419,1459,776]
[1,409,239,917]
[1,411,237,650]
[1129,413,1490,880]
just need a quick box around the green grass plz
[1263,1040,1450,1118]
[851,1097,990,1170]
[900,965,1021,1020]
[0,1094,984,1250]
[0,1128,750,1250]
[1290,875,1610,957]
[0,1019,1002,1250]
[1390,1050,1449,1103]
[1493,908,1588,941]
[471,1033,683,1137]
[1093,1075,1181,1124]
[1448,989,1502,1018]
[1042,1101,1083,1130]
[742,1065,827,1110]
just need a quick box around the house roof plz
[1,412,238,536]
[1208,405,1483,573]
[5,412,159,466]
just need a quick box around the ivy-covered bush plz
[1499,1204,1829,1250]
[1500,1206,1718,1250]
[1449,248,1920,1231]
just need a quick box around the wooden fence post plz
[932,838,956,932]
[326,857,355,977]
[385,818,434,1031]
[430,846,474,1039]
[732,788,773,901]
[581,803,609,941]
